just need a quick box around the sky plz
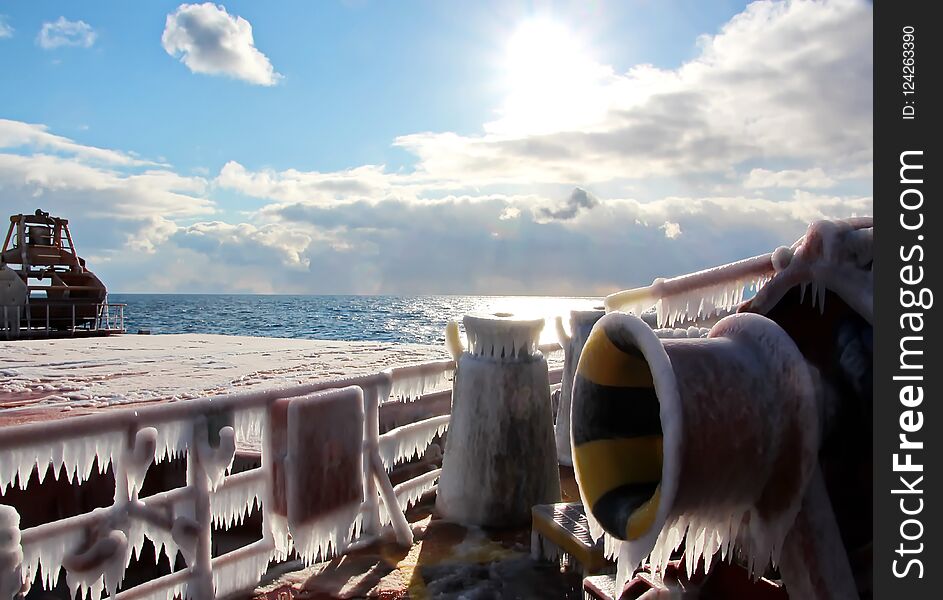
[0,0,872,295]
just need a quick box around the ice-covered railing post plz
[0,504,24,599]
[554,308,606,467]
[436,313,561,527]
[570,311,858,597]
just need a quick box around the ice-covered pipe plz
[555,308,606,466]
[436,313,561,527]
[605,217,874,328]
[571,312,821,591]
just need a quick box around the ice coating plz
[743,218,873,324]
[195,424,236,492]
[385,360,454,402]
[64,528,128,600]
[605,217,873,330]
[20,516,86,590]
[124,427,158,500]
[378,415,450,470]
[209,469,265,529]
[233,406,266,450]
[437,312,560,527]
[571,312,819,593]
[379,468,440,525]
[555,308,606,466]
[653,327,709,339]
[288,501,362,566]
[114,572,189,600]
[0,429,125,491]
[462,313,545,360]
[605,254,776,327]
[0,505,22,599]
[212,540,274,597]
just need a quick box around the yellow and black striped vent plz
[572,317,663,541]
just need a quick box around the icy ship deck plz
[252,466,587,599]
[0,333,450,431]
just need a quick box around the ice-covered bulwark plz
[570,312,819,591]
[555,308,606,466]
[436,313,561,527]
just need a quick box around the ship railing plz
[0,345,564,600]
[0,300,126,339]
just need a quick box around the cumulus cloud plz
[216,160,402,204]
[661,221,682,239]
[162,3,281,85]
[744,167,836,189]
[0,120,214,259]
[37,17,96,49]
[395,0,872,187]
[0,119,162,167]
[0,16,13,39]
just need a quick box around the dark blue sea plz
[109,295,603,346]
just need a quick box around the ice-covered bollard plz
[571,312,823,591]
[555,308,606,466]
[436,313,561,527]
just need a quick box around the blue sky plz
[0,1,872,294]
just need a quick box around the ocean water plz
[109,294,605,346]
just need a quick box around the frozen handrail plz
[605,217,874,327]
[0,351,560,599]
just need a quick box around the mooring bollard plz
[436,313,561,527]
[554,308,606,467]
[570,311,848,595]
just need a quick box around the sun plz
[506,19,579,85]
[491,18,610,136]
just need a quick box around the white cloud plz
[661,221,682,239]
[37,17,96,49]
[216,160,404,204]
[0,122,214,258]
[0,16,13,39]
[2,1,874,295]
[0,119,161,167]
[744,167,836,189]
[394,0,872,187]
[162,3,281,86]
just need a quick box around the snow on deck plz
[0,333,449,428]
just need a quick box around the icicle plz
[211,541,274,598]
[0,430,126,492]
[378,469,440,525]
[377,415,449,470]
[153,420,190,464]
[387,363,453,402]
[20,516,89,590]
[288,501,362,566]
[113,574,188,600]
[64,529,128,600]
[209,470,265,530]
[233,407,266,447]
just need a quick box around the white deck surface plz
[0,333,448,426]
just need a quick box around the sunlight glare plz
[492,18,610,136]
